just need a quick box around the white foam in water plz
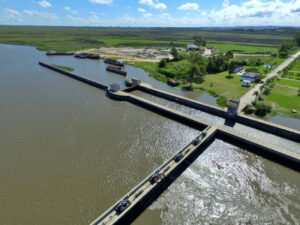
[150,139,300,224]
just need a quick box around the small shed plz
[242,80,251,87]
[167,79,179,87]
[109,84,120,92]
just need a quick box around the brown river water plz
[0,44,299,225]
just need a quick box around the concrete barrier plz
[135,82,300,143]
[39,62,108,90]
[108,91,209,131]
[137,82,229,118]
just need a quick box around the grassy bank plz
[52,64,74,72]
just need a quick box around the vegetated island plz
[52,64,74,72]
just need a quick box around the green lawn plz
[52,64,74,72]
[191,71,252,99]
[274,79,300,88]
[281,58,300,80]
[263,85,300,118]
[289,58,300,71]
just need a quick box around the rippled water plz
[0,44,299,225]
[142,139,300,225]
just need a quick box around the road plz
[239,51,300,112]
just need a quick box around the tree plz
[295,32,300,46]
[253,91,259,100]
[225,50,234,59]
[170,47,179,61]
[255,103,271,117]
[228,61,239,74]
[193,36,206,46]
[158,58,167,68]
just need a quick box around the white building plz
[242,80,251,87]
[187,45,200,51]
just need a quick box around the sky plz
[0,0,300,27]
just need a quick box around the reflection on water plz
[147,139,300,225]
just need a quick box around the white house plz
[187,45,200,51]
[241,70,260,82]
[242,80,251,87]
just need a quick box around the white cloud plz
[89,0,113,4]
[223,0,229,8]
[138,8,146,13]
[67,12,102,25]
[178,3,199,11]
[2,8,22,21]
[139,0,167,10]
[64,6,77,14]
[38,0,52,8]
[23,10,58,20]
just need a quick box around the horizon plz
[0,0,300,27]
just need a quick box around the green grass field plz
[281,58,300,80]
[208,43,277,54]
[190,71,252,99]
[290,58,300,71]
[0,26,294,53]
[263,85,300,118]
[274,79,300,88]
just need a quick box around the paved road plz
[239,51,300,112]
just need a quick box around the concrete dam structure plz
[39,62,300,225]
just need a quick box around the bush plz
[245,104,255,114]
[158,58,167,68]
[217,96,228,107]
[255,103,272,117]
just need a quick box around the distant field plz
[208,43,277,54]
[0,26,295,52]
[97,38,188,47]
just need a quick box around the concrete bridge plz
[39,62,300,225]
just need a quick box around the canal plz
[0,44,299,225]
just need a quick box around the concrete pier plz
[90,126,217,225]
[39,62,108,90]
[129,82,300,143]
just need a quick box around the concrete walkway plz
[239,51,300,112]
